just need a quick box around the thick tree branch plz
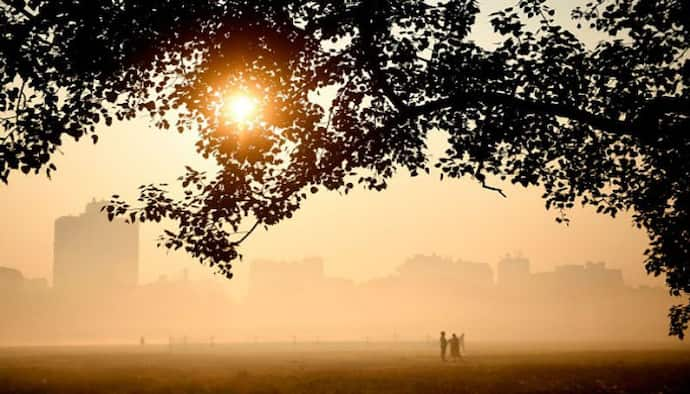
[409,91,689,142]
[355,4,409,113]
[358,34,407,111]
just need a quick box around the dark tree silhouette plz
[1,1,688,336]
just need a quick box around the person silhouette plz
[439,331,448,361]
[459,333,465,357]
[450,333,460,362]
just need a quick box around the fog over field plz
[1,0,689,392]
[0,201,680,346]
[0,0,679,349]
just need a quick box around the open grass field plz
[1,342,690,393]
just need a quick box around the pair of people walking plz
[439,331,464,362]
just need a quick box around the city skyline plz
[0,0,656,292]
[0,1,688,392]
[0,249,674,345]
[0,175,655,296]
[0,200,662,294]
[1,200,669,345]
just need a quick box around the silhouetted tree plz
[1,1,688,336]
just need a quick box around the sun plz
[224,94,258,123]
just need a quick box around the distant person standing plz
[449,333,460,362]
[459,333,465,357]
[439,331,448,361]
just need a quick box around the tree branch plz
[356,10,408,112]
[233,220,260,245]
[324,78,352,132]
[409,91,689,142]
[480,180,507,198]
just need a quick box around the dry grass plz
[1,343,689,393]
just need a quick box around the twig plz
[234,220,260,245]
[324,77,352,133]
[480,180,507,198]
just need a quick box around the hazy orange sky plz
[0,0,660,298]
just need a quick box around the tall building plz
[53,200,139,291]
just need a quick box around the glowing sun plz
[224,94,258,123]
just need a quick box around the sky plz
[0,117,657,299]
[0,0,661,299]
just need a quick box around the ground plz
[1,343,689,393]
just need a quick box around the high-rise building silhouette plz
[53,200,139,291]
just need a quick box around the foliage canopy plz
[1,0,688,336]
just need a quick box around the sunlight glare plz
[224,94,257,124]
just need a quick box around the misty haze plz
[0,200,678,345]
[2,0,690,393]
[2,199,689,393]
